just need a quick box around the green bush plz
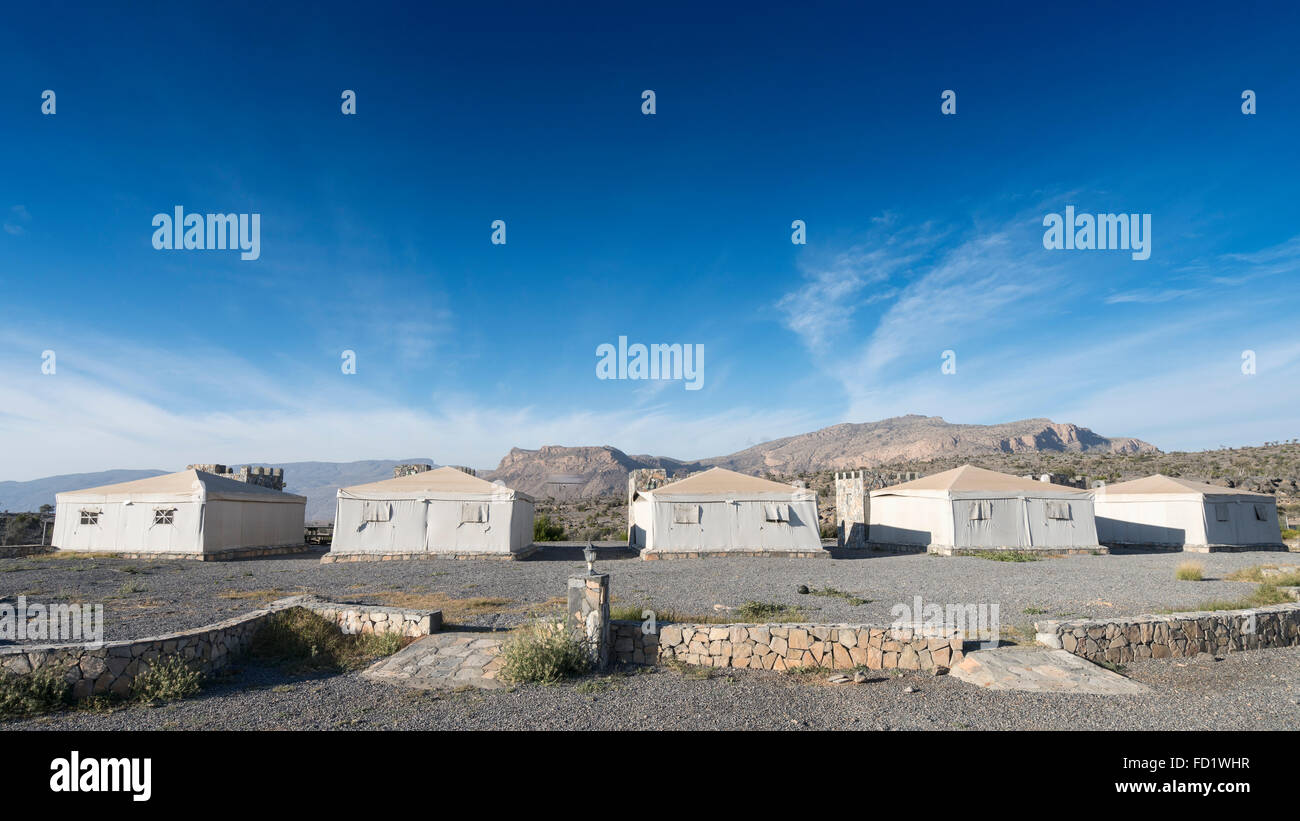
[533,515,566,542]
[1281,528,1299,540]
[250,608,410,674]
[131,657,202,703]
[0,667,70,720]
[499,616,590,684]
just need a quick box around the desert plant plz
[735,601,807,621]
[499,616,590,684]
[250,608,411,674]
[0,667,70,719]
[131,657,202,703]
[533,515,566,542]
[1175,561,1204,581]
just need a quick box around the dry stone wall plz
[0,595,440,700]
[612,620,963,671]
[1035,602,1300,663]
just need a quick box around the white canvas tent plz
[868,465,1100,555]
[1093,474,1284,551]
[53,470,307,559]
[329,467,535,559]
[630,467,821,557]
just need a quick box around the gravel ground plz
[0,547,1293,641]
[8,644,1300,731]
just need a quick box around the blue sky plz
[2,2,1298,480]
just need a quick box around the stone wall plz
[0,595,440,700]
[186,464,285,491]
[612,620,963,672]
[833,471,867,549]
[393,464,433,478]
[1035,602,1300,663]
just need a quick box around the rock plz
[933,666,949,676]
[903,686,918,693]
[797,585,809,595]
[852,670,868,683]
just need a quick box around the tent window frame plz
[153,508,176,525]
[79,509,100,526]
[1045,500,1072,521]
[672,503,701,524]
[1214,503,1230,522]
[968,501,992,521]
[363,501,392,523]
[763,503,789,523]
[1254,504,1268,521]
[460,502,488,524]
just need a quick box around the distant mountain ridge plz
[1,416,1157,515]
[483,416,1157,497]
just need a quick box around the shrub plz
[250,608,411,674]
[974,551,1041,563]
[499,616,590,684]
[533,515,566,542]
[132,657,202,703]
[1282,528,1299,540]
[0,667,70,719]
[735,601,807,621]
[1175,561,1204,581]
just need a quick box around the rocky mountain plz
[484,446,704,499]
[485,416,1157,498]
[707,415,1156,475]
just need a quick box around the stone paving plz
[951,646,1149,694]
[363,631,506,690]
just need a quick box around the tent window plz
[363,501,392,523]
[969,501,992,521]
[1215,503,1230,522]
[460,502,488,524]
[1254,504,1268,521]
[764,503,789,523]
[153,508,175,525]
[672,503,700,524]
[79,509,100,526]
[1045,501,1072,521]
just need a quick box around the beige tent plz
[869,465,1100,555]
[328,467,535,560]
[630,467,822,557]
[53,470,307,559]
[1093,474,1284,551]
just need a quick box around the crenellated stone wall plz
[1035,602,1300,663]
[834,471,868,549]
[611,620,963,672]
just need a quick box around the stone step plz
[951,647,1149,695]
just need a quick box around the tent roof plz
[647,467,807,497]
[1095,474,1268,498]
[874,464,1090,496]
[56,470,306,503]
[342,466,528,498]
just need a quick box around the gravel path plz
[8,644,1300,731]
[0,548,1293,642]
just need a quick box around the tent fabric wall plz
[1093,475,1284,549]
[328,467,535,557]
[633,467,821,555]
[52,470,306,556]
[867,465,1100,553]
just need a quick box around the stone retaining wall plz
[612,620,963,671]
[0,596,441,700]
[1035,602,1300,663]
[0,545,53,560]
[321,546,539,563]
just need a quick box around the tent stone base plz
[866,542,1107,556]
[54,543,314,562]
[931,544,1107,557]
[321,545,539,563]
[1180,542,1289,553]
[642,549,829,561]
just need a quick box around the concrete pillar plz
[567,573,610,670]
